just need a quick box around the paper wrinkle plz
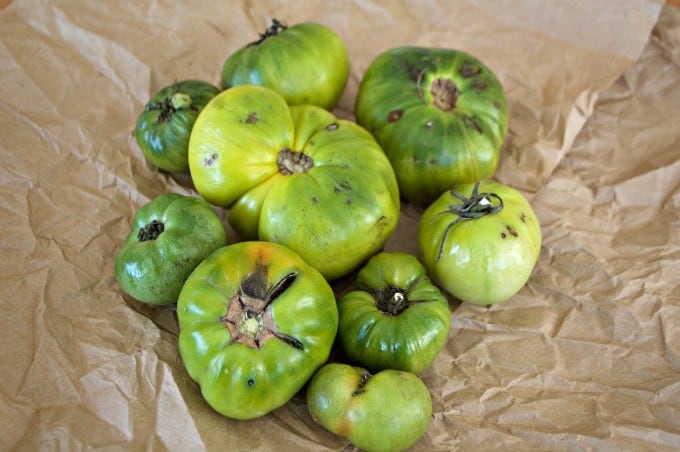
[1,1,679,450]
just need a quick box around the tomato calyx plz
[249,18,288,46]
[433,182,504,261]
[277,148,313,175]
[138,219,164,242]
[373,284,410,316]
[145,90,196,123]
[220,264,304,350]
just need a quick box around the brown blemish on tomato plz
[204,153,218,166]
[460,62,481,78]
[501,232,507,239]
[506,225,518,237]
[311,196,319,204]
[388,109,403,122]
[462,115,483,133]
[473,79,487,90]
[520,212,527,223]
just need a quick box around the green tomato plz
[221,19,349,110]
[135,80,220,172]
[338,252,451,374]
[355,47,509,204]
[114,193,228,305]
[307,363,432,452]
[188,85,400,281]
[418,181,542,305]
[177,241,338,420]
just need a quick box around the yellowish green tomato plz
[221,19,349,110]
[307,363,432,452]
[177,241,338,420]
[338,252,451,374]
[418,181,542,304]
[188,85,400,280]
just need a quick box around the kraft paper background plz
[1,1,678,450]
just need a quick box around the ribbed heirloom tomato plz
[338,252,451,374]
[177,241,338,420]
[221,19,349,110]
[188,85,400,280]
[418,181,542,305]
[355,47,509,204]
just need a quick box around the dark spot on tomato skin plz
[520,212,527,223]
[247,379,255,387]
[473,79,487,90]
[506,225,519,237]
[462,115,483,133]
[494,101,502,110]
[204,153,218,166]
[501,232,507,239]
[460,62,481,78]
[345,198,352,205]
[388,110,403,122]
[311,196,319,204]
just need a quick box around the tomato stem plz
[433,182,504,261]
[277,148,314,175]
[430,78,459,111]
[374,285,409,316]
[249,18,288,46]
[138,219,164,242]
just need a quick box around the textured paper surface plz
[1,1,678,450]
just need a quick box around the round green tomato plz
[338,252,451,374]
[135,80,220,172]
[355,46,509,204]
[114,193,228,305]
[177,241,338,420]
[418,181,542,305]
[307,363,432,452]
[221,19,349,110]
[188,85,400,281]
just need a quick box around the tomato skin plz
[221,20,349,110]
[135,80,220,172]
[355,47,508,204]
[418,181,542,305]
[188,85,400,281]
[307,363,432,452]
[114,193,228,305]
[338,252,451,374]
[177,241,338,420]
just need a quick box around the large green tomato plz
[307,363,432,452]
[418,181,542,305]
[338,252,451,374]
[221,19,349,110]
[114,193,228,305]
[135,80,220,172]
[188,85,400,281]
[355,47,508,204]
[177,241,338,420]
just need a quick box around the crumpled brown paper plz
[1,0,678,450]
